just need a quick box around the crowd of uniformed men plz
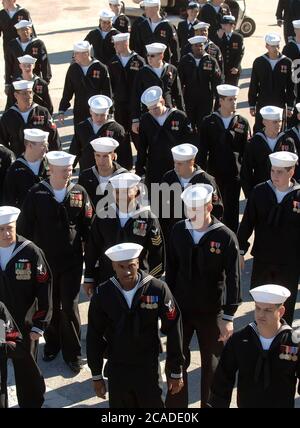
[0,0,300,409]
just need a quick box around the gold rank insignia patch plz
[70,192,83,208]
[15,262,31,280]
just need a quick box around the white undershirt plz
[118,210,134,228]
[98,174,112,193]
[221,116,233,129]
[27,159,41,175]
[152,66,164,78]
[212,5,220,12]
[8,9,17,18]
[191,229,207,245]
[119,55,131,68]
[259,335,275,350]
[53,188,67,203]
[194,57,201,67]
[266,137,277,151]
[275,188,290,203]
[268,58,280,70]
[121,283,139,308]
[19,110,31,123]
[150,21,160,32]
[101,31,109,38]
[92,123,102,134]
[20,41,31,51]
[179,176,191,188]
[80,65,89,76]
[0,244,16,271]
[154,110,169,126]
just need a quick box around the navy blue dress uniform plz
[0,144,15,205]
[5,27,52,85]
[248,34,295,133]
[240,106,297,198]
[6,75,53,114]
[134,16,179,66]
[165,184,241,408]
[3,129,49,208]
[131,44,184,122]
[78,137,127,210]
[238,152,300,324]
[209,286,300,408]
[177,17,200,51]
[70,95,132,171]
[198,86,250,232]
[178,36,222,132]
[288,0,300,39]
[136,87,193,187]
[17,152,93,369]
[84,10,119,65]
[87,243,184,408]
[0,80,61,157]
[58,42,112,126]
[84,173,165,287]
[108,34,145,151]
[159,144,224,245]
[281,112,300,180]
[0,4,35,55]
[200,1,231,42]
[0,301,45,409]
[214,17,244,86]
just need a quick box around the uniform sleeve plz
[78,188,94,243]
[165,226,179,292]
[39,41,52,83]
[3,166,18,207]
[130,71,143,121]
[276,0,285,20]
[159,282,184,378]
[86,292,109,378]
[223,235,241,319]
[135,120,148,177]
[84,217,103,283]
[248,60,260,108]
[69,125,81,157]
[232,36,245,70]
[39,83,53,115]
[171,67,184,111]
[212,57,222,97]
[240,142,255,198]
[31,248,52,334]
[237,190,257,256]
[17,189,36,240]
[4,45,14,84]
[45,110,61,151]
[211,180,224,221]
[58,66,74,113]
[147,217,165,278]
[197,119,210,170]
[101,64,113,99]
[286,59,295,110]
[0,116,11,149]
[169,24,179,67]
[208,335,238,408]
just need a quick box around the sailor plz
[241,106,297,198]
[248,33,294,133]
[131,42,184,134]
[83,172,165,297]
[238,151,300,325]
[78,137,127,210]
[165,183,241,408]
[17,151,93,374]
[5,19,51,88]
[84,9,119,65]
[134,0,179,66]
[209,284,300,408]
[69,94,132,171]
[0,79,61,157]
[86,242,184,408]
[214,14,244,86]
[109,0,131,33]
[177,2,200,51]
[58,41,112,127]
[178,35,222,133]
[135,86,192,187]
[159,143,223,246]
[3,129,49,208]
[199,84,249,232]
[200,0,231,42]
[0,144,15,205]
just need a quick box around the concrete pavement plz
[0,0,300,408]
